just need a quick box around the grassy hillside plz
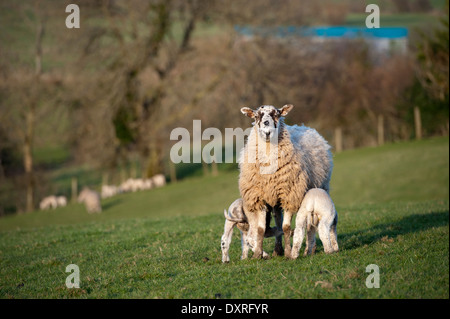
[0,200,447,299]
[0,137,448,298]
[330,137,449,204]
[1,137,447,231]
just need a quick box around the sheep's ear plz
[278,104,294,117]
[241,107,255,118]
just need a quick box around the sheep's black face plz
[241,104,294,142]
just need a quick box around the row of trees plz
[0,0,448,214]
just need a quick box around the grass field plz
[0,137,448,298]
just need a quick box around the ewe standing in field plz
[78,188,102,213]
[291,188,338,259]
[221,198,283,263]
[239,104,333,258]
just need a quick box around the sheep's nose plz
[264,120,270,126]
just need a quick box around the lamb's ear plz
[241,107,255,118]
[278,104,294,117]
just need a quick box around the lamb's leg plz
[240,231,249,260]
[304,228,316,256]
[292,212,307,259]
[221,220,235,263]
[282,210,294,259]
[318,221,333,254]
[330,214,339,252]
[272,204,284,257]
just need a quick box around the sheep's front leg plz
[272,204,284,257]
[246,209,267,259]
[221,220,235,263]
[240,231,249,260]
[282,210,295,259]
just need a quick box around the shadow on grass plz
[339,210,449,250]
[102,198,122,211]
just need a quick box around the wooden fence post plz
[414,107,422,140]
[334,127,343,153]
[377,114,384,146]
[169,160,177,183]
[202,161,210,176]
[211,154,218,177]
[71,177,78,203]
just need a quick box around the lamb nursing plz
[291,188,339,259]
[221,198,283,263]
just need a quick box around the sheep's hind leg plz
[272,204,284,257]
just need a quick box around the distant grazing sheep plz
[56,196,67,207]
[292,188,338,259]
[40,195,67,210]
[101,185,120,198]
[78,188,102,213]
[221,198,282,263]
[39,196,58,210]
[119,178,154,193]
[239,105,333,258]
[102,175,164,198]
[151,174,166,188]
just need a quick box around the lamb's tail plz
[306,211,318,231]
[306,211,312,231]
[223,209,244,223]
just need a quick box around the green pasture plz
[0,137,448,298]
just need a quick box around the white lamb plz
[291,188,339,259]
[221,198,282,263]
